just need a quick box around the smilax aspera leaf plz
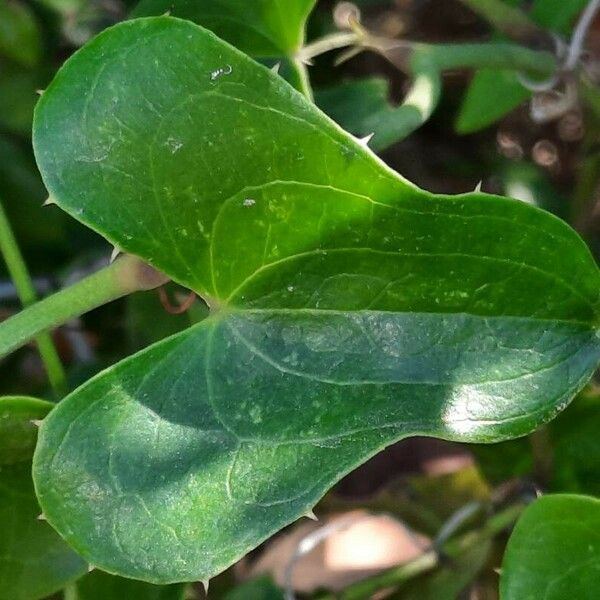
[32,17,600,583]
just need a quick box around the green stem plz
[301,30,555,78]
[369,39,556,77]
[529,427,554,487]
[63,581,78,600]
[298,31,361,63]
[0,198,67,397]
[299,31,555,143]
[417,42,554,74]
[290,57,314,102]
[458,0,542,41]
[318,503,525,600]
[0,255,168,360]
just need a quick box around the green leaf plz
[315,77,426,151]
[549,391,600,495]
[0,396,53,464]
[0,397,87,600]
[131,0,316,57]
[455,69,529,134]
[456,0,588,134]
[501,494,600,599]
[130,0,315,93]
[530,0,588,31]
[76,569,186,600]
[0,61,43,136]
[0,134,69,264]
[224,576,283,600]
[0,0,41,67]
[31,17,600,584]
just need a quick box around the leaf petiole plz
[0,254,169,360]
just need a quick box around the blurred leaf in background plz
[501,494,600,598]
[76,569,186,600]
[223,576,283,600]
[472,389,600,496]
[0,0,41,67]
[315,77,425,151]
[456,0,589,134]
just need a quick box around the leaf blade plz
[501,494,600,599]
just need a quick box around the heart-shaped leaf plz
[0,397,87,600]
[32,17,600,583]
[501,494,600,599]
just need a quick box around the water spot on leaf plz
[243,198,256,207]
[164,137,183,154]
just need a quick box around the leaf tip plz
[35,89,45,96]
[87,564,95,572]
[36,513,46,521]
[474,180,482,192]
[271,62,281,75]
[304,509,319,521]
[42,196,57,207]
[30,419,43,428]
[201,579,210,594]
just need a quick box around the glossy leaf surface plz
[0,397,87,600]
[32,17,600,583]
[501,494,600,599]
